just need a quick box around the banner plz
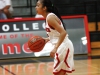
[0,15,90,59]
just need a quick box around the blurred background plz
[12,0,100,56]
[0,0,100,75]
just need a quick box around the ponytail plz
[52,5,66,30]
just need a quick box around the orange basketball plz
[28,35,45,52]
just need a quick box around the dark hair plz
[39,0,66,30]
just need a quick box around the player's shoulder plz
[47,13,56,21]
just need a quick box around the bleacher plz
[12,0,37,17]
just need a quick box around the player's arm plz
[47,15,67,49]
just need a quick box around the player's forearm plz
[55,31,67,49]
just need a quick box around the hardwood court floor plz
[0,55,100,75]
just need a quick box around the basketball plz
[28,35,45,52]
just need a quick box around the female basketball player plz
[35,0,75,75]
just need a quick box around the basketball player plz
[35,0,75,75]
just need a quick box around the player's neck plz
[42,12,51,18]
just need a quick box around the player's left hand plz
[50,48,57,58]
[43,37,50,44]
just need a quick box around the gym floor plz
[0,55,100,75]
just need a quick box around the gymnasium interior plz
[0,0,100,75]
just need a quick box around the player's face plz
[35,1,44,15]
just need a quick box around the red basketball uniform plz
[45,13,75,74]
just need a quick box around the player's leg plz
[53,38,74,75]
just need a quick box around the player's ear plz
[43,6,47,11]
